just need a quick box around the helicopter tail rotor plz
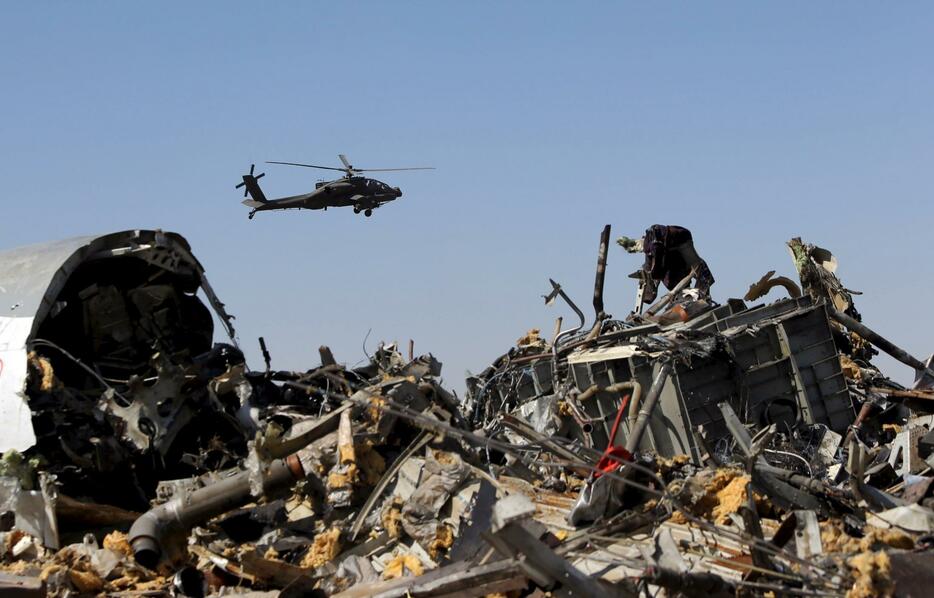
[236,164,268,203]
[236,164,265,197]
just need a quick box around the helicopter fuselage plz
[246,176,402,216]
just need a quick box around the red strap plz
[593,393,632,479]
[606,393,631,447]
[595,446,633,478]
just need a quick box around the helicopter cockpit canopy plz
[366,179,392,192]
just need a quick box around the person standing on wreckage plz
[617,224,715,305]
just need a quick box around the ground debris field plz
[2,226,934,598]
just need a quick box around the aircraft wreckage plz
[1,226,933,597]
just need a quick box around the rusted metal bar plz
[843,400,875,447]
[868,387,934,400]
[645,267,697,317]
[129,455,306,568]
[551,316,563,346]
[593,224,611,321]
[830,308,934,380]
[624,362,672,453]
[258,337,272,373]
[545,279,586,349]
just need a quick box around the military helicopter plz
[237,154,434,219]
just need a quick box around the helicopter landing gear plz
[364,209,373,217]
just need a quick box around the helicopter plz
[237,154,433,219]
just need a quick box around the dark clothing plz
[641,225,715,304]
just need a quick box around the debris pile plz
[3,227,934,597]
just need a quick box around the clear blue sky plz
[2,3,932,388]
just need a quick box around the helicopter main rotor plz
[266,154,434,178]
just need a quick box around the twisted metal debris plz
[2,226,933,597]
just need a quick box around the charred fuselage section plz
[2,231,247,509]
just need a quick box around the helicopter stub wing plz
[350,194,388,207]
[285,192,333,208]
[351,192,402,211]
[255,191,329,210]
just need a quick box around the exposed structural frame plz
[0,230,238,453]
